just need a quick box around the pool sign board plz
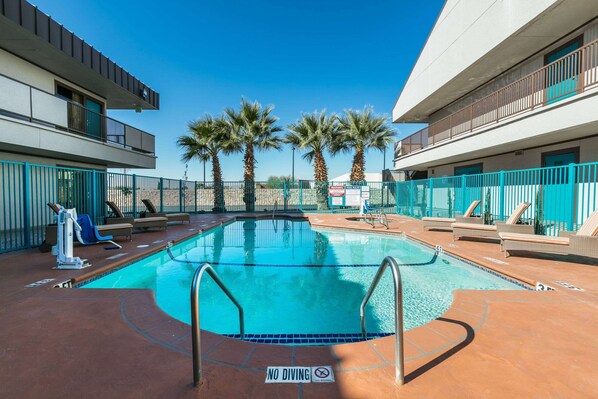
[329,185,345,197]
[361,185,370,200]
[331,197,343,206]
[265,366,335,383]
[345,185,362,206]
[329,185,345,207]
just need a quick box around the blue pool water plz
[83,219,522,340]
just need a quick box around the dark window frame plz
[541,147,580,167]
[543,35,584,66]
[54,81,105,114]
[454,163,484,176]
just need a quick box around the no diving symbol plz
[311,366,334,382]
[314,367,329,378]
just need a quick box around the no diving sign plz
[265,366,335,383]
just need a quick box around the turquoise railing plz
[395,162,598,236]
[0,160,597,253]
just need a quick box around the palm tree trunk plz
[244,144,255,212]
[212,153,224,212]
[313,150,328,182]
[350,147,365,182]
[314,150,329,210]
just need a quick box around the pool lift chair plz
[360,199,389,229]
[52,206,91,269]
[52,206,122,269]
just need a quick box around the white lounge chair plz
[499,209,598,259]
[422,200,481,231]
[452,202,533,241]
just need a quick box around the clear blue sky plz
[33,0,442,181]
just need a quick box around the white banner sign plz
[345,185,361,206]
[265,366,335,383]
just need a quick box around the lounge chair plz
[499,209,598,259]
[452,202,533,241]
[423,200,482,231]
[141,199,190,224]
[105,201,167,230]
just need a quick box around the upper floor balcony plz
[395,39,598,163]
[0,73,155,167]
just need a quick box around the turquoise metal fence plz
[1,160,597,253]
[395,162,598,236]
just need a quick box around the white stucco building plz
[393,0,598,178]
[0,0,159,171]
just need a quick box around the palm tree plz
[176,115,239,212]
[224,98,283,212]
[334,107,395,182]
[286,110,338,209]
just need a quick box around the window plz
[542,147,579,167]
[55,83,104,140]
[454,163,483,176]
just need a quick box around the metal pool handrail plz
[360,256,404,385]
[191,263,244,388]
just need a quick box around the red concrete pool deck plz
[1,213,597,398]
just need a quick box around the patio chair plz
[141,199,190,224]
[105,201,167,231]
[452,202,533,241]
[499,209,598,259]
[422,200,482,231]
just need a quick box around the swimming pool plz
[82,219,523,344]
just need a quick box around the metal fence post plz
[299,181,303,212]
[499,170,505,220]
[91,170,97,223]
[568,164,576,230]
[428,178,434,217]
[460,175,466,215]
[409,180,414,216]
[283,181,288,211]
[395,182,400,214]
[132,174,137,217]
[159,177,164,213]
[23,162,31,248]
[179,179,183,213]
[194,180,198,214]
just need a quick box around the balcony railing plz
[0,73,155,155]
[396,39,598,159]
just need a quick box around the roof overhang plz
[393,0,598,123]
[0,0,159,110]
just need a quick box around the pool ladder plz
[191,263,244,388]
[188,255,404,388]
[365,209,390,229]
[360,256,405,385]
